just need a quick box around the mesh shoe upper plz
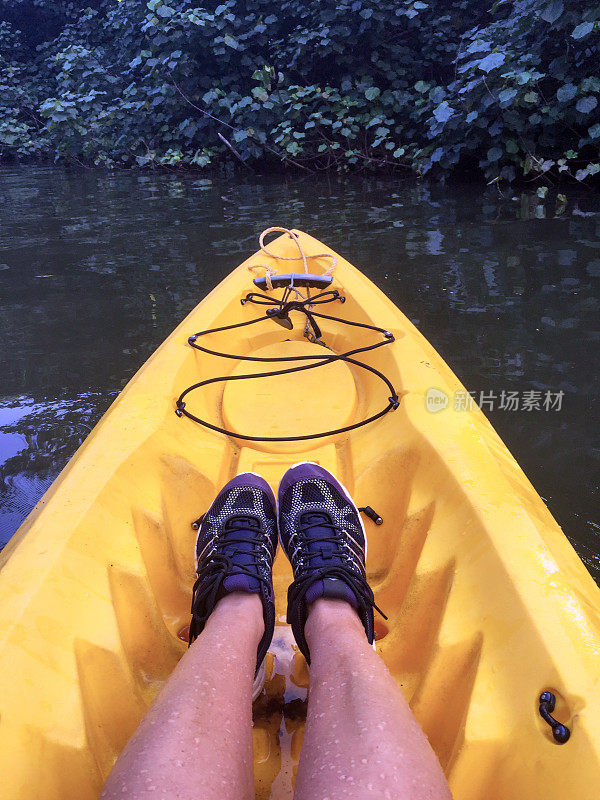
[278,463,379,663]
[190,473,277,673]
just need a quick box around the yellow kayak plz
[1,229,599,799]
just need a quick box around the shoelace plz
[288,518,388,620]
[295,518,365,571]
[189,518,272,645]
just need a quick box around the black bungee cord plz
[175,287,400,443]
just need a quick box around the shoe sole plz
[252,656,267,701]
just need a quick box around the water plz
[0,167,598,581]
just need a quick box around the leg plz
[294,598,451,800]
[102,472,278,799]
[276,462,450,798]
[101,592,263,800]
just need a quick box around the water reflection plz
[0,394,113,545]
[0,167,598,580]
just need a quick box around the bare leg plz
[294,598,451,800]
[101,592,263,800]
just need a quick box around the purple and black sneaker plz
[189,472,277,679]
[278,462,382,663]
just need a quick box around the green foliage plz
[0,0,599,182]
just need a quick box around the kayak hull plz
[1,230,599,799]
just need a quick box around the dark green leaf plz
[540,2,563,24]
[557,83,577,102]
[498,88,516,105]
[576,96,597,114]
[433,101,454,122]
[478,52,506,73]
[572,22,594,40]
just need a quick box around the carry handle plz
[253,273,333,290]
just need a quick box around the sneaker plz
[190,472,278,686]
[277,462,383,663]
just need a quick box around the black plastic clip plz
[539,691,570,743]
[175,400,186,417]
[359,506,384,525]
[266,306,294,330]
[191,514,205,531]
[384,331,394,340]
[188,334,198,344]
[389,396,400,410]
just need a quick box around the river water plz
[0,166,598,582]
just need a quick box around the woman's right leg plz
[100,592,263,800]
[294,597,451,800]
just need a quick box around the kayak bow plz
[1,229,599,799]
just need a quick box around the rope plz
[257,227,337,275]
[249,227,337,333]
[247,263,277,291]
[175,289,400,442]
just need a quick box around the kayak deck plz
[1,230,599,799]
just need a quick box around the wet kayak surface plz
[0,167,598,581]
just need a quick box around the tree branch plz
[170,76,315,172]
[216,131,254,171]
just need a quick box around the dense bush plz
[0,0,599,182]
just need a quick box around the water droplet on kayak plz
[177,624,190,641]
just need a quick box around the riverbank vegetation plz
[0,1,599,184]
